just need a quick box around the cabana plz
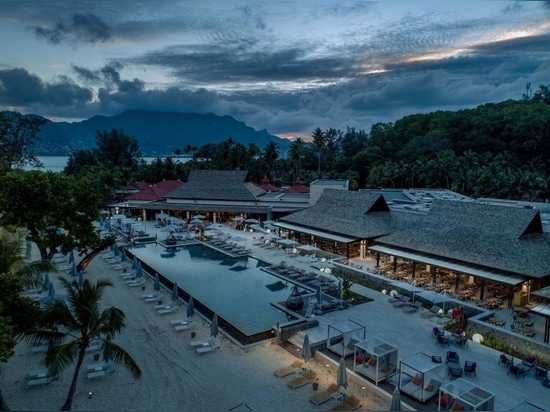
[353,337,398,385]
[438,378,495,411]
[327,319,366,358]
[399,353,445,403]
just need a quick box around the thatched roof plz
[376,200,550,278]
[280,189,407,239]
[165,170,261,201]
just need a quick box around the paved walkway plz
[141,221,549,411]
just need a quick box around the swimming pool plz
[129,243,296,338]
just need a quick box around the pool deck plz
[142,223,549,411]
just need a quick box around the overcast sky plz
[1,1,549,140]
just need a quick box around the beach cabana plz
[398,353,445,403]
[353,337,398,385]
[327,319,366,358]
[438,378,495,411]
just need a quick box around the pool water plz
[130,243,294,336]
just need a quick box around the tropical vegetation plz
[17,277,141,411]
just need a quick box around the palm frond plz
[104,340,142,379]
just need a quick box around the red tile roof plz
[124,185,167,201]
[282,177,309,193]
[256,176,279,192]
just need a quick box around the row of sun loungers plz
[189,338,221,355]
[86,364,116,379]
[287,370,318,390]
[274,360,303,378]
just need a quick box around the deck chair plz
[508,365,526,379]
[158,306,178,315]
[196,341,220,355]
[274,360,303,378]
[309,383,339,405]
[403,301,421,314]
[26,375,58,389]
[463,361,477,377]
[498,353,513,367]
[436,334,450,347]
[287,370,317,390]
[422,305,441,319]
[174,321,196,331]
[446,351,459,364]
[328,394,362,411]
[87,365,116,379]
[393,296,411,308]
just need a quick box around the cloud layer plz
[1,1,549,138]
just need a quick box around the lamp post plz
[361,386,365,403]
[326,364,330,382]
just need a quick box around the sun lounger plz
[196,341,220,355]
[154,304,173,310]
[127,279,146,288]
[287,370,317,390]
[190,338,216,348]
[158,306,178,315]
[87,365,116,379]
[145,295,163,303]
[174,321,196,331]
[309,383,339,405]
[26,375,58,388]
[274,360,303,378]
[31,344,50,353]
[85,340,103,352]
[328,394,362,411]
[421,305,441,319]
[28,369,50,379]
[170,318,190,325]
[142,293,161,299]
[403,302,422,314]
[393,296,411,308]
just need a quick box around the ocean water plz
[24,156,187,173]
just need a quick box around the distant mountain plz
[15,110,289,156]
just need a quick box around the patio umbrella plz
[172,282,179,301]
[302,334,312,363]
[208,223,223,230]
[132,255,138,270]
[245,218,259,224]
[187,296,195,318]
[68,250,74,264]
[390,386,402,411]
[25,241,32,257]
[133,261,142,280]
[210,314,219,338]
[48,282,55,297]
[43,273,50,291]
[316,284,323,305]
[232,217,244,222]
[192,214,206,219]
[78,271,84,288]
[102,335,113,364]
[70,262,77,278]
[336,357,348,389]
[154,273,160,292]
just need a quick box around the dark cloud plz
[34,13,112,45]
[0,68,92,107]
[72,63,143,93]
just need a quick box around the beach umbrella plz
[136,261,142,279]
[210,314,219,338]
[302,334,312,363]
[390,386,402,411]
[70,262,77,278]
[102,335,113,364]
[316,284,322,305]
[43,273,50,291]
[78,271,84,288]
[337,280,343,300]
[113,245,120,256]
[245,218,259,224]
[132,255,138,270]
[25,241,32,258]
[154,273,160,292]
[172,282,179,301]
[336,357,348,389]
[187,296,195,318]
[48,282,55,297]
[68,250,74,264]
[232,217,244,222]
[192,214,205,219]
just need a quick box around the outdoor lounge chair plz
[190,338,216,348]
[464,361,477,377]
[498,353,513,368]
[26,375,58,389]
[508,365,526,379]
[435,334,450,347]
[309,383,339,405]
[421,305,441,319]
[174,320,196,331]
[388,293,403,304]
[196,341,220,355]
[522,355,536,370]
[287,370,317,390]
[446,351,460,364]
[274,360,303,378]
[87,365,116,379]
[393,296,411,308]
[403,301,422,314]
[127,279,146,287]
[328,394,361,411]
[158,306,178,315]
[535,366,548,380]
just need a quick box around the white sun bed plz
[174,321,196,331]
[158,306,178,315]
[196,341,220,355]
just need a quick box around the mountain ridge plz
[8,110,288,156]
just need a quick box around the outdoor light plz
[88,391,94,399]
[326,364,330,382]
[362,386,366,402]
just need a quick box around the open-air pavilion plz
[438,378,495,411]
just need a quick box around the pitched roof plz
[376,200,550,278]
[155,179,184,192]
[282,177,309,193]
[164,170,259,201]
[124,185,167,201]
[256,177,279,192]
[280,189,399,238]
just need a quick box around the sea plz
[24,156,187,173]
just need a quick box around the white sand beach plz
[2,252,391,412]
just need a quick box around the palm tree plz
[0,229,54,289]
[312,128,326,178]
[18,277,141,411]
[288,138,306,177]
